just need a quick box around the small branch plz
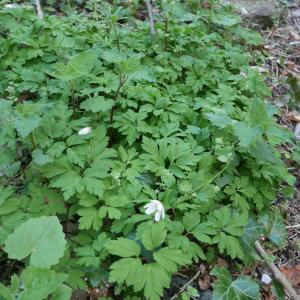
[145,0,156,35]
[170,269,202,300]
[255,240,299,300]
[35,0,43,19]
[287,224,300,229]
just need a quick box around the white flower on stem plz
[78,127,92,135]
[144,200,165,222]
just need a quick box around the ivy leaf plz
[80,96,114,113]
[4,216,66,268]
[153,247,191,272]
[18,267,67,300]
[142,222,167,251]
[259,211,287,246]
[240,218,264,263]
[211,266,260,300]
[106,238,140,257]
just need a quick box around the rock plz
[222,0,279,29]
[198,290,213,300]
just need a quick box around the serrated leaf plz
[153,247,191,272]
[15,115,41,138]
[80,96,114,113]
[142,222,167,251]
[106,238,140,257]
[4,216,66,268]
[183,211,200,232]
[109,257,143,286]
[32,149,53,166]
[138,263,171,300]
[18,267,67,300]
[50,170,84,200]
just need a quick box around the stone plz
[222,0,279,28]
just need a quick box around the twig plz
[170,269,201,300]
[34,0,43,19]
[287,224,300,229]
[254,240,300,300]
[145,0,156,35]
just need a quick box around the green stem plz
[30,132,37,149]
[177,161,230,203]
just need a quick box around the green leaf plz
[142,223,167,251]
[211,266,260,300]
[77,207,101,230]
[205,112,233,128]
[109,257,143,286]
[32,149,53,166]
[51,285,72,300]
[233,123,261,147]
[80,96,114,113]
[15,115,41,138]
[213,14,240,26]
[4,216,66,268]
[50,170,85,200]
[183,211,200,232]
[0,283,13,300]
[260,211,287,246]
[18,267,67,300]
[106,238,140,257]
[49,51,97,80]
[153,247,191,272]
[138,263,171,300]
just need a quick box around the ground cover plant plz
[0,1,297,299]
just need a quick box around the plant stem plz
[145,0,156,35]
[112,21,120,52]
[30,132,37,149]
[177,161,230,203]
[164,17,168,51]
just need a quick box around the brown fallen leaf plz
[217,257,229,268]
[198,273,211,290]
[279,265,300,287]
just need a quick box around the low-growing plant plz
[0,1,295,299]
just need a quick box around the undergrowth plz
[0,1,296,299]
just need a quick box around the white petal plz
[261,274,272,284]
[144,203,157,215]
[154,210,162,222]
[160,206,165,220]
[78,127,92,135]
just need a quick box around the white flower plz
[261,274,272,284]
[144,200,165,222]
[78,127,92,135]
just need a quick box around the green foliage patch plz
[0,1,295,299]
